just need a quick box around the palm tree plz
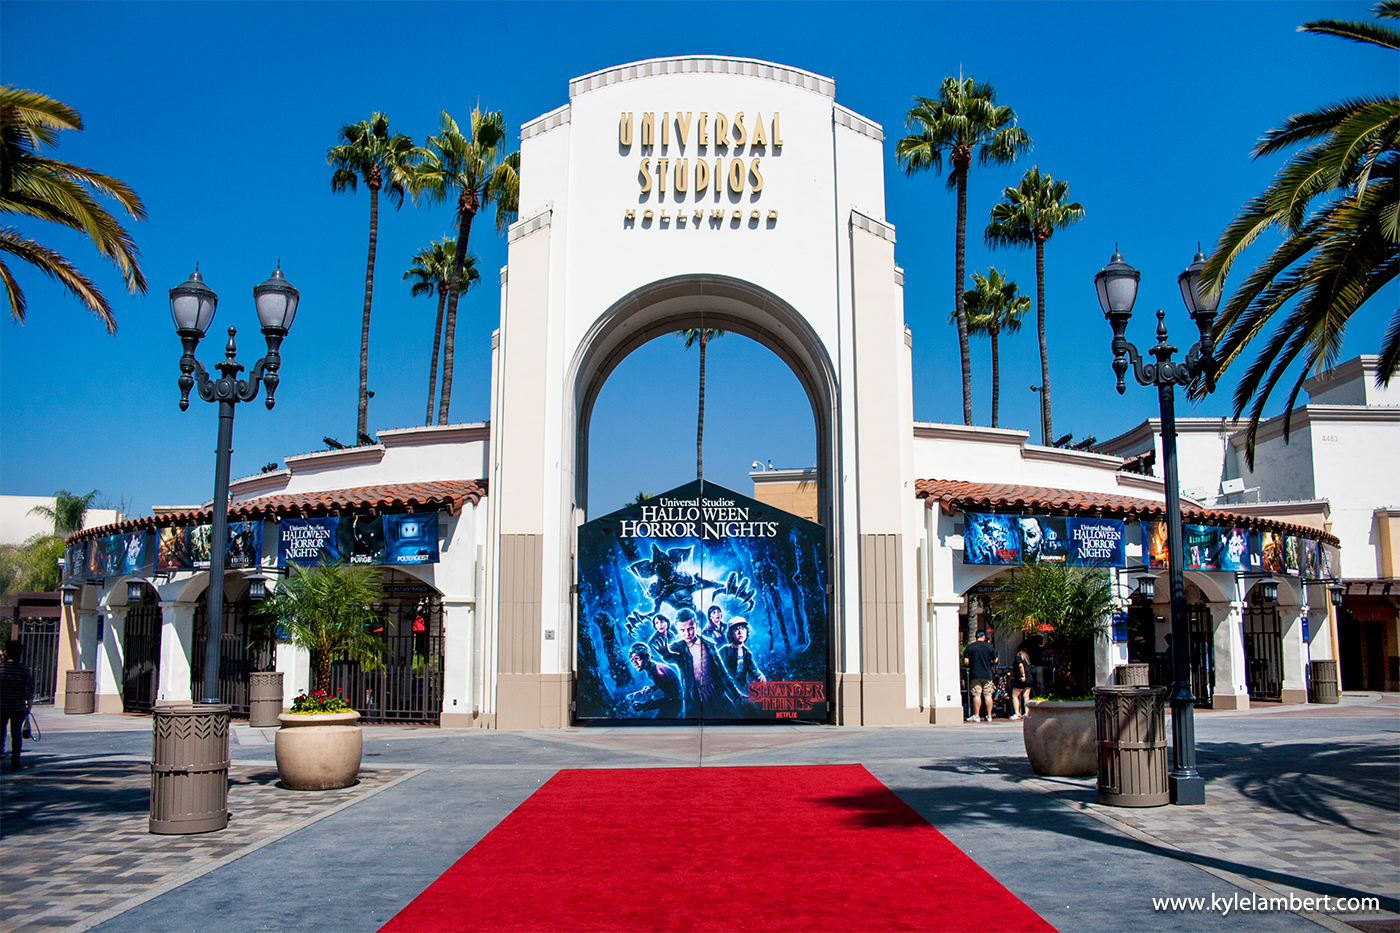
[417,108,519,425]
[897,77,1031,426]
[404,238,479,425]
[1198,1,1399,465]
[28,488,98,534]
[994,564,1114,698]
[677,328,725,479]
[256,563,386,696]
[0,86,146,332]
[984,166,1084,445]
[328,113,421,441]
[955,269,1030,428]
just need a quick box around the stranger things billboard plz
[575,480,828,723]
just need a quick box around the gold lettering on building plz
[751,113,767,148]
[618,104,784,224]
[727,158,745,193]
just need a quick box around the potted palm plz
[995,563,1113,776]
[257,563,386,790]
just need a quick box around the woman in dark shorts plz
[1010,647,1033,720]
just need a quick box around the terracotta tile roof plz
[916,478,1338,545]
[69,480,485,543]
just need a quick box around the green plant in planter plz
[995,563,1114,700]
[256,562,387,697]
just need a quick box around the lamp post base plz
[1169,772,1205,805]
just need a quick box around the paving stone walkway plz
[0,761,415,933]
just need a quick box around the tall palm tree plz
[677,328,726,479]
[897,77,1031,426]
[1198,1,1399,465]
[28,488,98,534]
[328,113,421,441]
[417,108,519,425]
[984,166,1084,445]
[955,268,1030,428]
[404,237,478,426]
[0,86,146,332]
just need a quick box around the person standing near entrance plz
[1010,647,1033,720]
[963,630,998,722]
[1,641,34,770]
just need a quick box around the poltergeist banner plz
[575,480,828,723]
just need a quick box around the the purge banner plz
[575,480,828,723]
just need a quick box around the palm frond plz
[0,226,112,330]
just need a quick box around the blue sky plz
[1,1,1393,518]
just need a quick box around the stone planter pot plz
[1023,700,1096,777]
[274,711,362,790]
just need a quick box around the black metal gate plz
[192,594,276,717]
[327,584,444,724]
[122,588,162,713]
[1186,604,1215,708]
[1242,604,1283,700]
[16,615,60,704]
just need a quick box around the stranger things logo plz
[748,681,826,717]
[575,480,829,724]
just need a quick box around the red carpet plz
[380,764,1055,933]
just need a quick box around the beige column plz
[155,601,195,707]
[1209,599,1249,710]
[926,599,966,723]
[96,606,127,714]
[1279,604,1308,704]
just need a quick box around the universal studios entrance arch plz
[489,56,916,728]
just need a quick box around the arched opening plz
[1243,580,1283,701]
[327,568,445,723]
[570,275,837,524]
[122,581,162,713]
[586,332,817,514]
[563,275,842,718]
[192,574,275,716]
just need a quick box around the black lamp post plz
[171,264,298,704]
[1096,246,1222,806]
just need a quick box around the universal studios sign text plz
[619,111,782,228]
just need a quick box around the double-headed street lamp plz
[1095,246,1222,806]
[170,265,299,705]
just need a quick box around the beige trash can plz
[64,670,96,714]
[248,671,284,728]
[149,704,231,835]
[1308,659,1340,704]
[1114,663,1150,686]
[1094,685,1169,807]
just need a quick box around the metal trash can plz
[64,670,96,714]
[1094,685,1169,807]
[1308,659,1340,704]
[150,705,231,835]
[248,671,284,728]
[1114,663,1150,686]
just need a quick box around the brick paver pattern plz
[0,762,408,933]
